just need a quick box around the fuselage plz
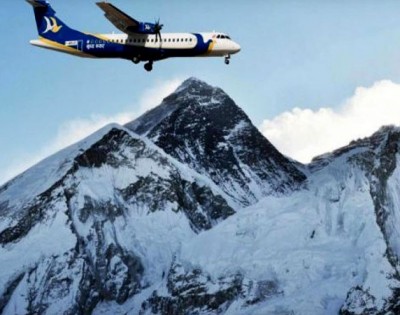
[30,32,241,61]
[27,0,241,71]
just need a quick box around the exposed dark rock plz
[340,286,378,315]
[0,272,25,314]
[0,199,47,245]
[141,263,244,315]
[127,78,306,206]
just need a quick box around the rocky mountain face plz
[312,126,400,315]
[0,124,235,315]
[1,78,400,315]
[137,125,400,315]
[126,78,306,206]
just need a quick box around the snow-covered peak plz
[0,123,124,210]
[310,125,400,171]
[127,79,306,206]
[125,78,224,136]
[174,77,215,93]
[168,77,229,106]
[125,78,235,137]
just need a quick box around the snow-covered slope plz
[0,124,235,314]
[1,79,400,315]
[151,126,400,315]
[126,78,306,206]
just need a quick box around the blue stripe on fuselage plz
[46,31,213,61]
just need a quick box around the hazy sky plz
[2,0,400,184]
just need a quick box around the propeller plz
[154,18,164,43]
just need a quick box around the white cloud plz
[45,77,183,154]
[0,78,183,185]
[260,80,400,163]
[4,78,400,186]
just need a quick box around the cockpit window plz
[216,34,231,39]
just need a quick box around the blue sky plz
[2,0,400,184]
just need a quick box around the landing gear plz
[132,56,140,64]
[144,61,153,72]
[225,55,231,65]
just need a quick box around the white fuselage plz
[95,32,241,57]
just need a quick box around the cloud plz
[260,80,400,163]
[3,78,400,185]
[0,78,183,185]
[45,77,183,154]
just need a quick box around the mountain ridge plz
[1,78,400,314]
[126,77,306,207]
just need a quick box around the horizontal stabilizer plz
[26,0,47,8]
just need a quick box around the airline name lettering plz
[86,44,105,50]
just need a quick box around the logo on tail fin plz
[43,17,62,34]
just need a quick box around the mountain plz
[0,124,235,314]
[126,78,306,206]
[146,125,400,315]
[1,78,400,315]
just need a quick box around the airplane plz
[26,0,241,72]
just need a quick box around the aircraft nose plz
[232,42,241,54]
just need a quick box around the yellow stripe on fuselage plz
[38,36,95,58]
[84,33,110,41]
[207,39,216,54]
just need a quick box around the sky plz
[2,0,400,185]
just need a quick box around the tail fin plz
[26,0,73,41]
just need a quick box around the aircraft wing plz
[96,2,140,34]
